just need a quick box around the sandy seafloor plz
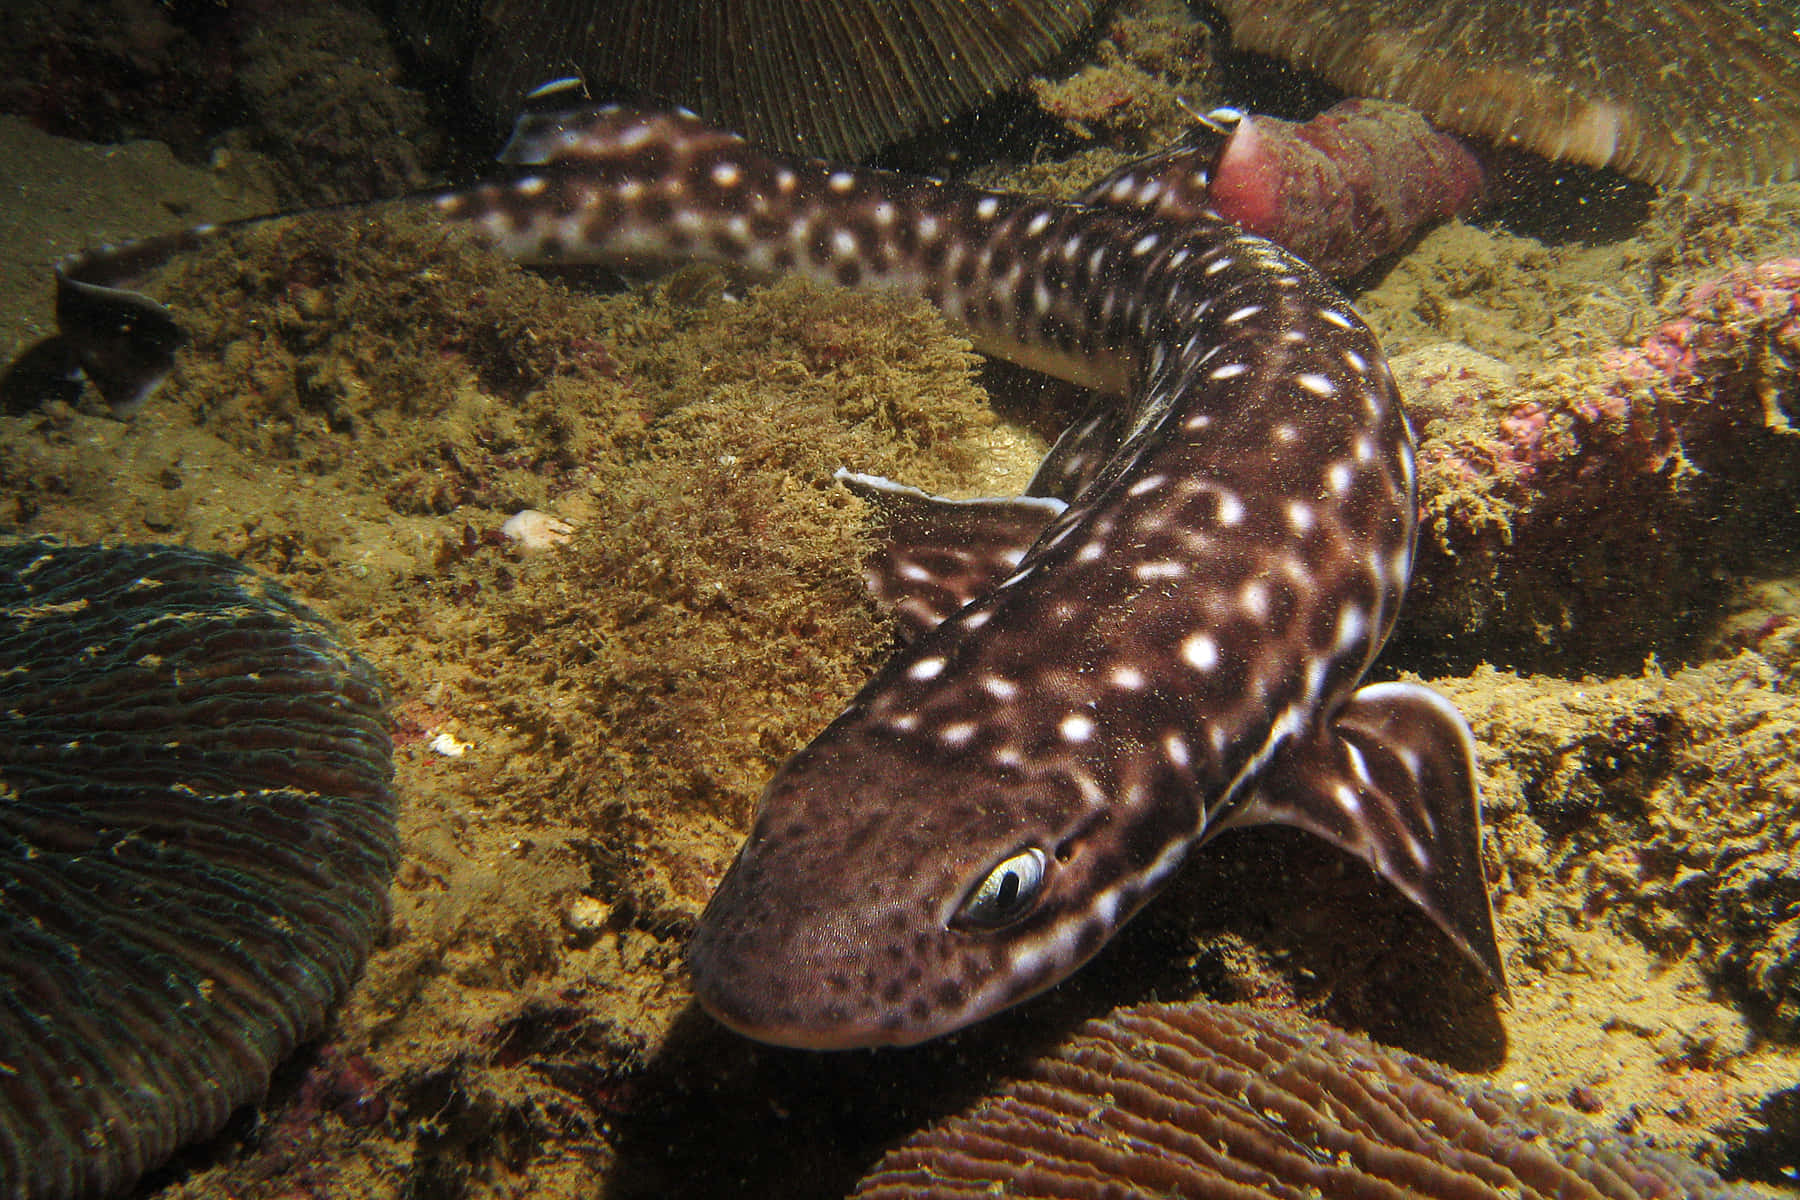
[2,1,1799,1197]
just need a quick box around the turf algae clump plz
[0,539,397,1200]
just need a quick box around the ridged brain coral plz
[852,998,1760,1199]
[1213,0,1800,188]
[0,539,396,1200]
[390,0,1103,158]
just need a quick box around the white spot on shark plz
[1060,713,1096,742]
[982,675,1020,700]
[1181,633,1219,671]
[909,656,946,681]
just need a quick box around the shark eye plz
[953,847,1047,930]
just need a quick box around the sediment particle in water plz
[0,539,396,1200]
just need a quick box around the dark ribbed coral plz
[1213,0,1800,188]
[852,999,1760,1199]
[391,0,1102,158]
[0,539,396,1200]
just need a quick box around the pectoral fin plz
[1233,681,1504,989]
[836,469,1065,639]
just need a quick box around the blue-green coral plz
[0,539,396,1199]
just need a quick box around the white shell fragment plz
[501,508,575,551]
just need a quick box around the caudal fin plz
[50,274,189,417]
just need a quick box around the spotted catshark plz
[22,91,1502,1049]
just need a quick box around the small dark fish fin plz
[836,469,1066,640]
[1023,393,1129,503]
[1234,681,1505,991]
[25,195,392,416]
[19,222,233,415]
[49,274,188,417]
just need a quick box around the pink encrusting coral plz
[1523,256,1796,471]
[1208,100,1486,278]
[1082,100,1486,279]
[1398,256,1800,669]
[1597,257,1800,413]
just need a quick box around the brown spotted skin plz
[31,100,1504,1043]
[430,104,1502,1047]
[25,101,1500,1046]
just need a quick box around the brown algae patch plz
[2,204,1013,1195]
[1028,0,1217,149]
[968,0,1223,203]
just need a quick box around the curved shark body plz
[22,96,1502,1048]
